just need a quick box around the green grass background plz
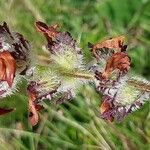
[0,0,150,149]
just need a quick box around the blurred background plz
[0,0,150,149]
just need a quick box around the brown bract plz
[102,52,130,79]
[0,51,16,87]
[89,36,126,59]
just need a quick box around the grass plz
[0,0,150,149]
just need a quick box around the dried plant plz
[0,21,149,126]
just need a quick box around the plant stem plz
[61,71,94,80]
[127,79,150,92]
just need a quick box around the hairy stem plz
[61,71,94,80]
[127,79,150,92]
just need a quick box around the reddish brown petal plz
[102,52,130,79]
[35,21,60,48]
[35,21,59,41]
[0,108,15,115]
[0,58,6,81]
[0,51,16,87]
[35,104,44,111]
[28,91,39,126]
[100,101,114,122]
[90,36,126,59]
[104,113,114,122]
[28,90,44,126]
[100,101,111,114]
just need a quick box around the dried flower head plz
[91,36,150,122]
[88,36,127,60]
[95,74,150,122]
[0,22,30,98]
[36,21,93,97]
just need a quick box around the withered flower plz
[0,22,31,116]
[90,36,150,122]
[35,21,93,97]
[26,21,95,126]
[28,84,44,126]
[0,22,30,98]
[95,73,150,122]
[100,81,150,122]
[88,36,127,60]
[27,70,59,126]
[35,21,60,50]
